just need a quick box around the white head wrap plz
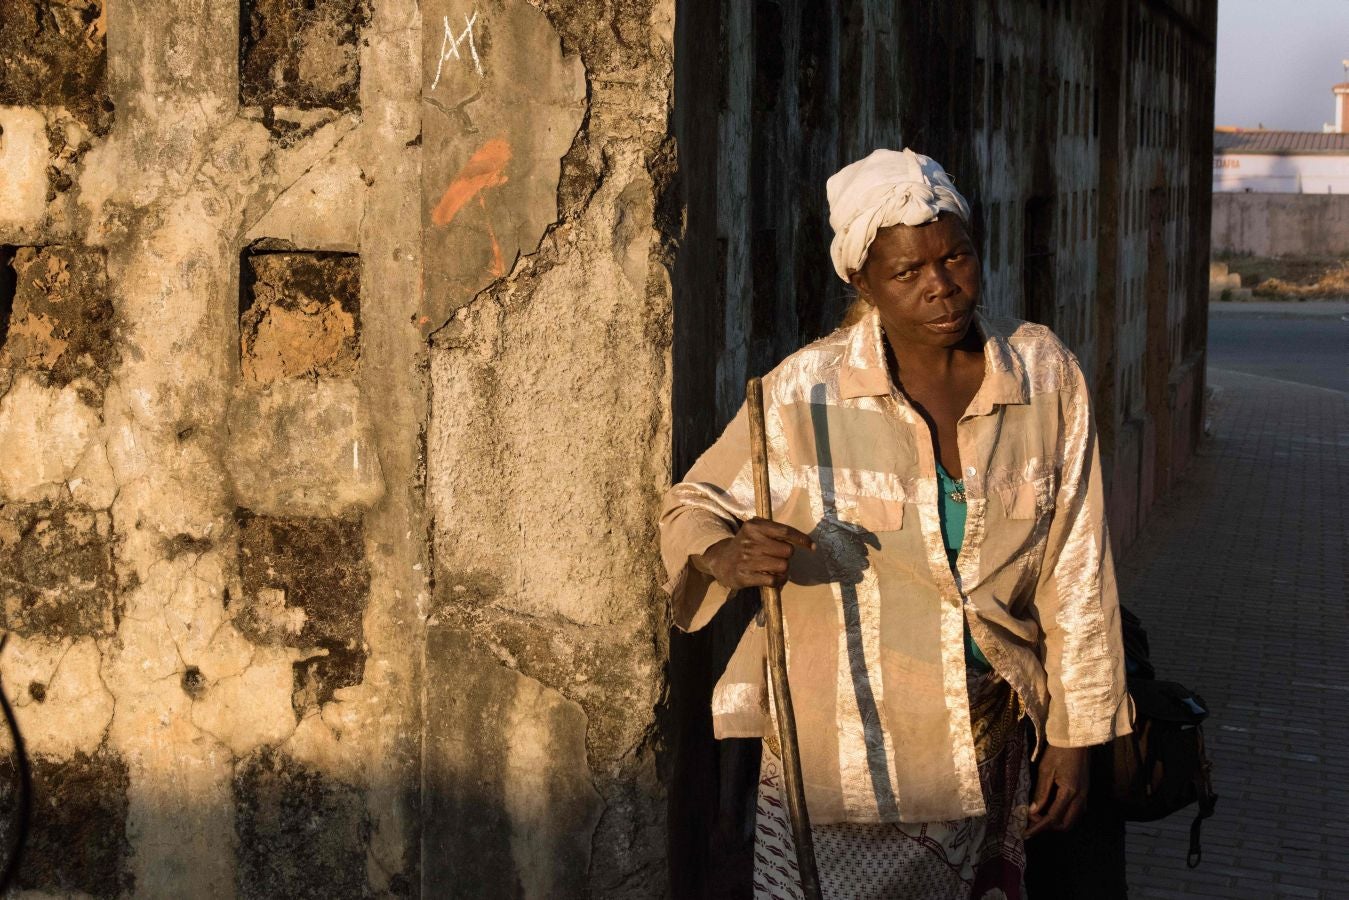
[826,148,972,283]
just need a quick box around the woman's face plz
[848,212,982,348]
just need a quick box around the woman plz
[659,149,1132,899]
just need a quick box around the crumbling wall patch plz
[239,0,368,112]
[234,511,369,716]
[0,748,133,897]
[240,250,361,385]
[0,0,112,134]
[0,502,119,639]
[0,245,116,407]
[234,747,373,899]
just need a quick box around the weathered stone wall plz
[1211,191,1349,256]
[421,1,675,896]
[2,0,679,895]
[0,0,426,894]
[1105,0,1217,545]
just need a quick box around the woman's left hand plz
[1025,744,1090,837]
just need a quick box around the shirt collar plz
[838,306,1030,407]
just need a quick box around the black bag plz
[1111,607,1219,867]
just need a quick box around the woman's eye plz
[894,269,917,281]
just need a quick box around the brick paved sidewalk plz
[1120,367,1349,899]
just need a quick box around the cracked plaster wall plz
[0,0,425,895]
[0,0,678,896]
[421,0,675,897]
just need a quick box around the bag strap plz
[1128,719,1158,799]
[1187,727,1218,868]
[1187,814,1204,868]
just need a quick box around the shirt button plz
[965,466,976,478]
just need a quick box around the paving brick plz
[1122,368,1348,900]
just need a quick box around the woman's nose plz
[923,267,958,301]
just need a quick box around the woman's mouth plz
[924,309,972,333]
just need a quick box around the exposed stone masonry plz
[0,0,416,894]
[233,511,369,716]
[239,250,361,385]
[233,747,372,899]
[0,245,115,406]
[0,0,112,134]
[0,501,119,639]
[239,0,367,112]
[0,749,134,895]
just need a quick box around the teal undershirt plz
[936,462,993,674]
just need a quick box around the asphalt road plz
[1207,302,1349,394]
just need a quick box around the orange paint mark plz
[432,138,512,226]
[480,195,506,277]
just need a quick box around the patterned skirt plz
[752,669,1030,900]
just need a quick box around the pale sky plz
[1215,0,1349,131]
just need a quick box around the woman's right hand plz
[693,518,815,590]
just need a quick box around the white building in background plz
[1212,130,1349,193]
[1213,80,1349,194]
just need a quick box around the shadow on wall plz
[0,723,625,900]
[0,728,649,900]
[421,627,601,900]
[0,653,668,900]
[0,742,397,898]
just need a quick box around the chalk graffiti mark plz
[431,11,483,88]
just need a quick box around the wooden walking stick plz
[746,377,822,900]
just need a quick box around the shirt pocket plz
[833,492,905,532]
[993,473,1056,521]
[827,470,907,533]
